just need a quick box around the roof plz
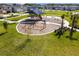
[32,8,43,15]
[27,7,43,15]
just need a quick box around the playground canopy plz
[23,7,44,24]
[27,7,43,15]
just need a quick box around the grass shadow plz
[15,38,31,52]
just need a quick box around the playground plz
[16,16,69,35]
[16,7,69,35]
[0,7,79,56]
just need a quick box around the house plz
[0,4,12,14]
[41,4,79,11]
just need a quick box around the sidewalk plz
[0,15,79,32]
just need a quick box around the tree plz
[60,14,65,34]
[3,21,8,32]
[69,14,77,39]
[55,14,65,38]
[74,15,79,29]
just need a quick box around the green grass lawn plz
[43,10,79,26]
[7,15,28,21]
[0,10,79,56]
[43,10,67,16]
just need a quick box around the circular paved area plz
[16,16,69,35]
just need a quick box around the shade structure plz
[27,7,43,15]
[31,8,43,15]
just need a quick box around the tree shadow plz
[54,27,69,39]
[15,38,31,52]
[0,32,7,36]
[55,32,62,38]
[66,36,78,40]
[54,29,63,39]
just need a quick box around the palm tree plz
[60,14,65,34]
[55,14,65,38]
[74,14,79,28]
[69,14,78,39]
[3,21,8,32]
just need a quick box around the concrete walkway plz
[0,13,28,23]
[0,15,79,35]
[16,16,71,35]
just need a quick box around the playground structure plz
[16,7,69,35]
[16,7,47,35]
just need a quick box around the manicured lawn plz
[7,15,28,21]
[0,10,79,56]
[43,10,79,26]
